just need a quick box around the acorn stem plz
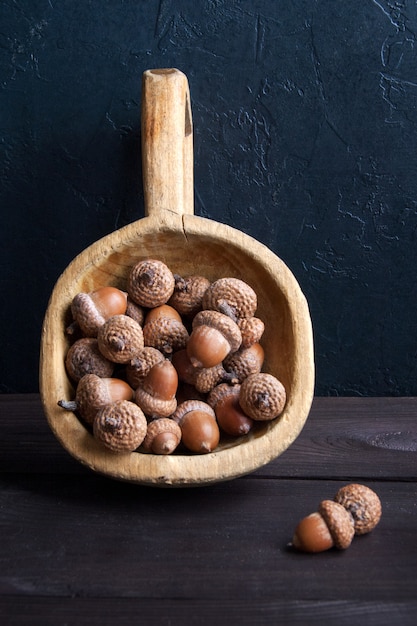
[57,399,78,411]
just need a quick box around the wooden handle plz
[141,68,194,217]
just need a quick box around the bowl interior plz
[40,212,314,486]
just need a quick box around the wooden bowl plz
[40,69,314,486]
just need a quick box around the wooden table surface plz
[1,394,416,625]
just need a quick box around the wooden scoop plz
[40,68,314,486]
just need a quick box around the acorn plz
[125,297,145,326]
[69,286,128,337]
[141,418,182,455]
[127,258,175,308]
[65,337,114,382]
[134,359,178,418]
[239,372,286,421]
[223,343,265,383]
[97,315,144,364]
[126,347,165,389]
[143,316,189,357]
[58,374,134,424]
[238,316,265,348]
[93,400,147,453]
[202,277,257,320]
[334,484,382,535]
[186,310,242,369]
[172,400,220,454]
[207,383,254,437]
[172,349,237,394]
[291,500,355,553]
[168,274,211,318]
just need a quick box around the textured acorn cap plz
[93,400,147,453]
[125,298,145,326]
[70,292,105,337]
[239,372,286,421]
[127,258,175,308]
[65,338,114,382]
[223,343,264,383]
[334,483,382,535]
[207,382,241,409]
[142,418,182,454]
[193,364,233,394]
[135,388,177,419]
[97,315,144,364]
[73,373,113,425]
[202,277,257,319]
[192,310,242,353]
[168,274,211,318]
[126,347,165,389]
[238,316,265,348]
[171,399,216,425]
[143,316,189,356]
[318,500,355,549]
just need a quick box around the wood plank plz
[261,396,417,480]
[1,596,417,626]
[0,475,415,604]
[1,395,416,480]
[1,395,416,623]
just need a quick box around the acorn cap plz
[143,317,189,356]
[334,484,382,535]
[192,310,242,354]
[318,500,355,549]
[97,315,144,364]
[238,316,265,347]
[168,274,211,318]
[141,418,182,454]
[202,277,257,319]
[125,298,145,326]
[207,382,241,409]
[239,372,286,421]
[71,292,105,337]
[171,399,216,425]
[65,338,114,382]
[223,343,264,383]
[193,364,233,394]
[93,400,147,453]
[127,259,175,308]
[126,347,165,389]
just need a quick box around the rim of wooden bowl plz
[40,209,314,487]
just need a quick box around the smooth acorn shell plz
[180,410,220,454]
[135,360,178,418]
[71,287,127,337]
[208,384,254,437]
[187,325,231,369]
[74,374,134,425]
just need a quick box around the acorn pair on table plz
[290,483,382,553]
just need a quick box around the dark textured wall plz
[1,1,417,395]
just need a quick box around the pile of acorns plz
[58,258,287,455]
[289,483,382,553]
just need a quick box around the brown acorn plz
[134,359,178,418]
[58,374,134,424]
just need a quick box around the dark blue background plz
[1,0,416,395]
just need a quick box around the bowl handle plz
[141,68,194,218]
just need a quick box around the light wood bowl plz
[39,69,314,487]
